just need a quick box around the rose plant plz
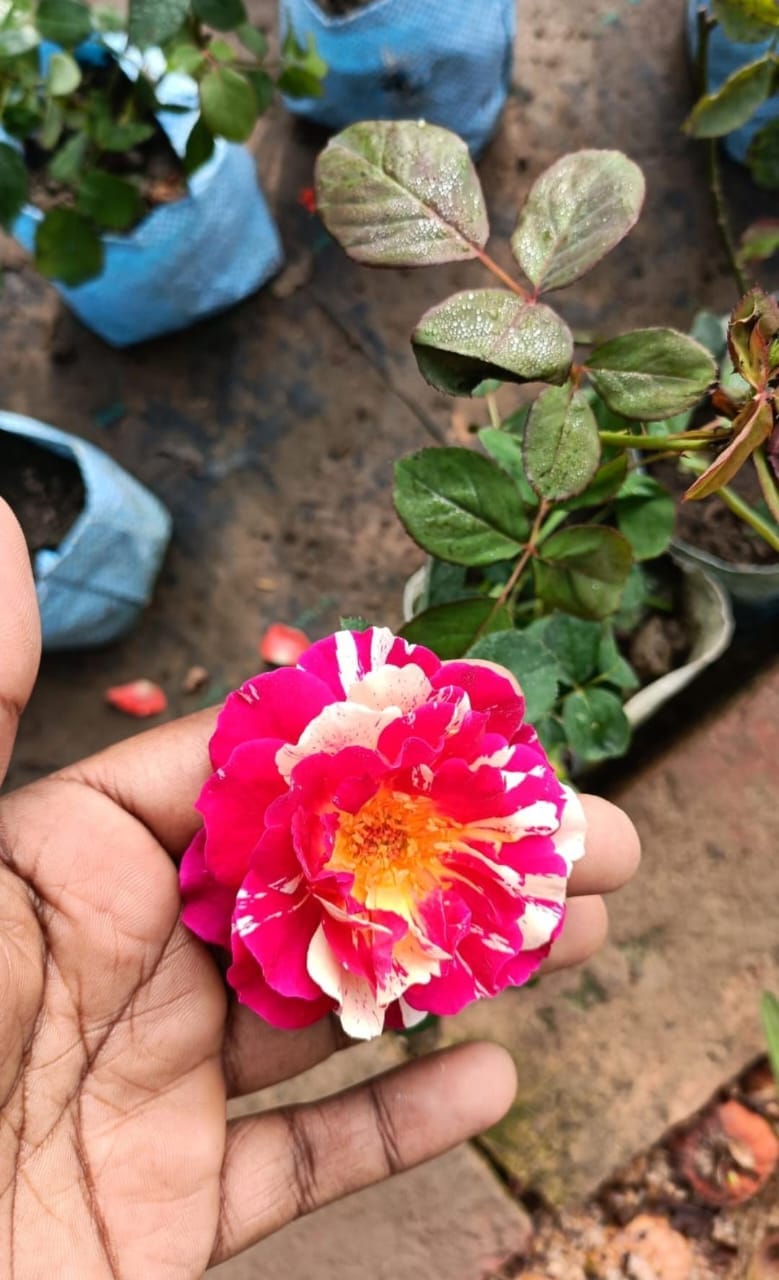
[313,121,779,767]
[180,626,587,1039]
[0,0,325,286]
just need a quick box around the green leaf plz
[597,625,639,692]
[47,50,81,96]
[540,613,602,686]
[0,25,40,58]
[472,377,503,398]
[747,118,779,189]
[613,564,648,632]
[712,0,779,42]
[193,0,247,29]
[76,170,144,231]
[739,217,779,263]
[208,37,236,61]
[534,526,633,620]
[394,448,531,566]
[478,427,538,508]
[511,150,645,293]
[236,22,268,58]
[37,0,92,46]
[168,42,206,75]
[587,328,717,420]
[244,69,274,115]
[339,615,371,632]
[314,120,489,267]
[685,55,775,138]
[48,130,88,184]
[200,66,258,142]
[524,383,601,500]
[278,65,324,98]
[34,207,104,284]
[760,991,779,1086]
[560,454,629,512]
[39,99,65,150]
[92,7,127,33]
[184,117,215,175]
[422,559,473,609]
[562,688,631,762]
[91,100,155,153]
[0,143,28,229]
[467,630,560,722]
[412,292,573,396]
[615,472,675,560]
[128,0,189,47]
[400,598,511,659]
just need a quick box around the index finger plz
[0,499,41,786]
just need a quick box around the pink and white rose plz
[180,627,586,1040]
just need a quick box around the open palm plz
[0,499,640,1277]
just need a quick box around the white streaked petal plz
[333,629,362,692]
[398,998,430,1029]
[552,786,588,868]
[306,926,386,1041]
[519,900,563,951]
[275,700,401,780]
[347,662,432,714]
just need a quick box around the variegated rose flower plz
[180,628,586,1039]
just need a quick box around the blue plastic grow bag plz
[279,0,516,155]
[687,0,779,165]
[11,40,283,346]
[0,412,172,651]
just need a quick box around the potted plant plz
[278,0,515,156]
[312,122,758,770]
[0,0,325,345]
[0,411,171,650]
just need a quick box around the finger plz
[0,499,41,786]
[569,795,641,897]
[223,1004,350,1099]
[211,1041,516,1265]
[59,707,218,856]
[540,894,608,976]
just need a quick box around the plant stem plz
[598,429,727,451]
[486,392,501,431]
[695,9,751,297]
[682,454,779,551]
[753,446,779,525]
[473,247,532,302]
[472,501,549,642]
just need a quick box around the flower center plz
[328,786,454,916]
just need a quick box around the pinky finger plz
[211,1041,516,1266]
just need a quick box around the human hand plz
[0,499,640,1277]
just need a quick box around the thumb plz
[0,499,41,786]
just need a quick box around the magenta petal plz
[198,739,287,885]
[210,668,335,768]
[228,935,334,1028]
[432,661,526,741]
[299,627,440,698]
[238,871,323,999]
[180,830,234,950]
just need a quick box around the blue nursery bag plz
[0,412,172,651]
[279,0,517,155]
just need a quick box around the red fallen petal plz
[259,623,311,667]
[678,1100,779,1205]
[106,679,167,717]
[298,186,317,214]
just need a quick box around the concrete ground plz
[1,0,778,1276]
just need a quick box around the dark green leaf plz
[184,117,215,175]
[394,448,531,565]
[613,564,648,632]
[48,130,89,184]
[339,615,371,632]
[524,383,601,500]
[562,688,631,762]
[423,559,473,609]
[685,55,774,138]
[541,613,602,685]
[47,50,81,96]
[0,143,28,229]
[412,292,573,395]
[128,0,189,47]
[587,328,717,420]
[760,991,779,1086]
[467,630,561,721]
[747,118,779,189]
[534,526,633,620]
[315,120,489,267]
[91,99,155,152]
[39,99,65,150]
[712,0,779,43]
[34,207,104,284]
[200,66,258,142]
[400,598,511,659]
[560,454,629,512]
[615,472,675,560]
[511,149,645,292]
[193,0,247,29]
[597,625,639,692]
[478,427,539,508]
[244,69,274,115]
[77,170,144,231]
[236,22,268,58]
[37,0,92,47]
[534,713,568,770]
